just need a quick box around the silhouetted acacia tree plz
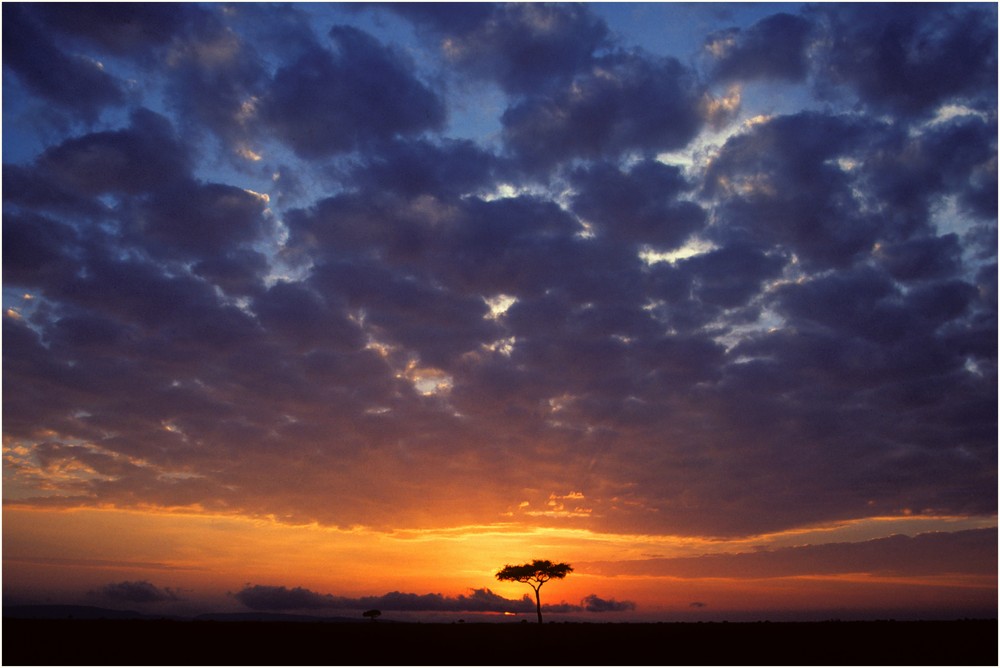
[362,609,381,622]
[496,559,573,624]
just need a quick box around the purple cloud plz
[89,580,181,604]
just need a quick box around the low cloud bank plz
[233,585,635,614]
[583,594,636,612]
[88,580,181,603]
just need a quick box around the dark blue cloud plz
[2,4,126,122]
[261,26,446,159]
[161,9,268,150]
[285,188,590,303]
[383,3,609,95]
[502,50,705,169]
[773,266,909,344]
[129,180,272,261]
[2,211,83,290]
[31,3,193,58]
[847,115,998,250]
[2,164,109,219]
[706,13,813,83]
[252,281,364,354]
[308,258,500,369]
[704,112,886,269]
[345,138,502,199]
[809,3,998,118]
[36,108,188,196]
[677,243,785,309]
[570,160,705,247]
[875,235,964,282]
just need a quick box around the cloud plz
[705,13,813,83]
[569,160,705,248]
[704,111,883,270]
[260,26,445,159]
[160,7,267,150]
[30,3,193,59]
[860,114,998,223]
[582,594,636,613]
[808,4,998,118]
[235,586,533,613]
[35,108,190,196]
[676,242,786,309]
[580,529,998,579]
[89,580,181,604]
[234,585,633,615]
[234,585,337,611]
[345,138,502,199]
[128,180,273,262]
[875,235,964,282]
[3,3,995,545]
[502,50,705,170]
[397,3,611,95]
[2,4,126,122]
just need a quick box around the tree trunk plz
[534,585,542,624]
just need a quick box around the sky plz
[2,2,997,623]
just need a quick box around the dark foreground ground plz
[2,618,996,665]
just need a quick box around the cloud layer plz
[3,3,996,543]
[580,528,998,579]
[232,585,633,615]
[88,580,181,604]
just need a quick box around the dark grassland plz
[2,619,996,665]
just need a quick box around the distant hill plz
[2,604,387,624]
[2,605,152,620]
[194,611,372,623]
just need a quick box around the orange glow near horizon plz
[3,503,996,619]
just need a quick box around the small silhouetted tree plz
[362,609,381,622]
[496,559,573,624]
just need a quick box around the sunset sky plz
[2,2,997,622]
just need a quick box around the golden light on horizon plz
[3,499,995,623]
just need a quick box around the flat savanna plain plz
[3,619,996,665]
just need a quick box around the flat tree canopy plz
[496,560,573,585]
[496,559,573,623]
